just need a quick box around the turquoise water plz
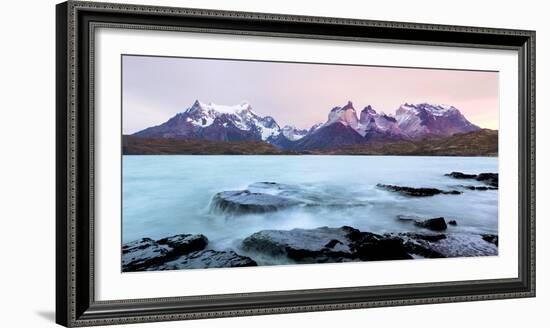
[122,155,498,252]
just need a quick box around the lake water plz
[122,155,498,254]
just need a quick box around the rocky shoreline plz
[123,223,498,271]
[123,171,499,271]
[122,234,257,272]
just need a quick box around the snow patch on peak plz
[398,103,458,117]
[193,100,252,115]
[417,103,458,116]
[281,125,308,141]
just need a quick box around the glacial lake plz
[122,155,498,256]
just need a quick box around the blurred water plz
[122,155,498,252]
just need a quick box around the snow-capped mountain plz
[316,102,405,139]
[133,100,281,142]
[293,101,480,150]
[280,125,308,141]
[395,103,479,138]
[324,101,360,129]
[266,125,309,149]
[294,101,365,150]
[133,100,481,151]
[357,105,408,140]
[292,120,365,150]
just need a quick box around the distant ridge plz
[124,129,497,156]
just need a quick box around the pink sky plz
[123,55,499,134]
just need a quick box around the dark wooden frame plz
[56,1,536,326]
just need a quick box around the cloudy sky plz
[122,55,499,134]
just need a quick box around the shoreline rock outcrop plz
[123,226,499,271]
[445,172,498,188]
[377,184,462,197]
[146,250,257,270]
[241,226,498,264]
[241,226,413,263]
[210,190,301,214]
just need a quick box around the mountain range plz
[131,100,486,153]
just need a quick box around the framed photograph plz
[56,1,535,326]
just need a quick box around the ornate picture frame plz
[56,1,535,326]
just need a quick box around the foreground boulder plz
[345,228,414,261]
[241,226,412,263]
[445,172,499,187]
[122,234,208,271]
[122,238,173,272]
[242,226,499,263]
[147,250,257,270]
[398,233,447,258]
[414,217,448,231]
[242,226,354,262]
[210,190,301,214]
[377,184,461,197]
[400,232,498,257]
[157,234,208,255]
[211,182,370,215]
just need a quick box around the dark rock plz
[445,172,477,179]
[122,234,209,272]
[476,173,499,187]
[348,233,413,261]
[445,172,498,188]
[448,220,458,226]
[397,233,447,258]
[402,241,446,258]
[460,185,497,191]
[398,232,497,258]
[122,238,173,272]
[242,226,412,263]
[242,226,498,263]
[481,234,499,246]
[147,250,257,270]
[400,232,447,242]
[242,227,354,262]
[424,233,498,257]
[324,239,344,249]
[377,184,461,197]
[157,234,208,255]
[210,190,301,214]
[414,217,448,231]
